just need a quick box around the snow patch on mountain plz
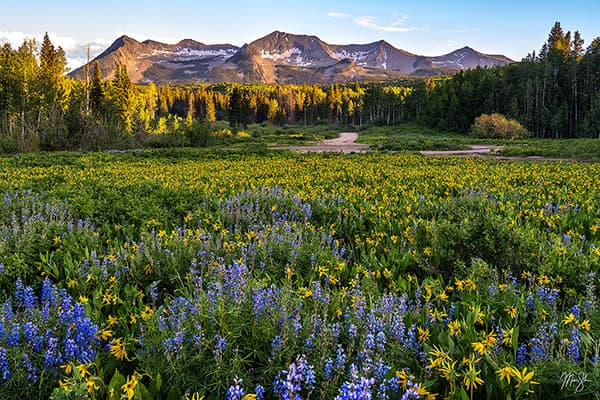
[259,48,314,67]
[331,50,372,66]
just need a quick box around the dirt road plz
[272,132,369,153]
[274,136,576,162]
[420,145,505,156]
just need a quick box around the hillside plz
[71,31,513,84]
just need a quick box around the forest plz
[0,22,599,153]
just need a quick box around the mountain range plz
[71,31,513,85]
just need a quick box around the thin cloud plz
[354,16,416,33]
[444,28,481,34]
[326,12,351,19]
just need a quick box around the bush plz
[471,113,529,139]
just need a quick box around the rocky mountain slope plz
[71,31,513,84]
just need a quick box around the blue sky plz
[1,0,599,69]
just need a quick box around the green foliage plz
[0,192,99,291]
[357,124,473,151]
[421,22,600,138]
[471,113,529,139]
[0,150,599,398]
[499,138,600,161]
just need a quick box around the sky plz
[1,0,599,70]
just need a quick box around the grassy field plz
[356,124,600,161]
[498,138,600,161]
[1,148,600,399]
[356,124,475,151]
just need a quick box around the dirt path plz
[274,136,579,162]
[420,144,579,162]
[420,145,505,156]
[272,132,369,153]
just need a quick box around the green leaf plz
[107,369,126,399]
[135,381,151,400]
[167,385,182,400]
[148,372,162,395]
[511,325,519,356]
[453,386,470,400]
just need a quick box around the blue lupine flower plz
[274,355,315,399]
[516,344,528,365]
[0,347,10,381]
[227,377,245,400]
[214,334,227,357]
[336,345,346,369]
[567,328,581,362]
[255,385,265,400]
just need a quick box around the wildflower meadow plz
[0,149,599,399]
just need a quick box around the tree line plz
[420,22,600,138]
[1,23,599,152]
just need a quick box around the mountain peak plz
[177,38,204,47]
[115,35,140,46]
[72,32,513,85]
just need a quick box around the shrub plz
[471,113,529,139]
[236,131,252,139]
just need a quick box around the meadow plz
[0,148,599,399]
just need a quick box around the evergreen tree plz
[112,63,134,133]
[571,31,585,61]
[39,33,67,105]
[90,61,104,112]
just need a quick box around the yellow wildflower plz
[506,306,518,318]
[580,319,591,331]
[562,313,577,325]
[454,279,465,291]
[496,366,518,384]
[86,378,99,393]
[437,291,449,302]
[448,320,461,336]
[439,359,458,382]
[108,315,119,326]
[60,363,72,375]
[97,329,113,341]
[423,284,433,301]
[515,366,538,388]
[463,364,484,391]
[59,379,70,392]
[76,363,90,378]
[109,338,128,361]
[503,328,514,346]
[417,326,430,343]
[464,279,476,290]
[472,341,487,355]
[484,331,497,347]
[141,306,154,319]
[122,373,138,400]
